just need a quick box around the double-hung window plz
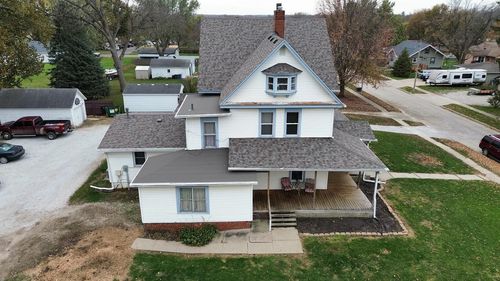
[201,118,218,148]
[178,187,208,213]
[285,110,300,136]
[260,110,274,137]
[134,152,146,166]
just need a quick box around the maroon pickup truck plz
[0,116,72,140]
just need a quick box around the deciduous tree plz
[320,0,393,97]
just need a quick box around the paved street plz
[0,124,109,237]
[363,78,497,150]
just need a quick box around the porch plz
[253,172,373,218]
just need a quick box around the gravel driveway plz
[0,123,109,237]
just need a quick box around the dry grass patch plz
[434,138,500,176]
[25,226,141,281]
[409,153,444,168]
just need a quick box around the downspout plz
[372,172,379,218]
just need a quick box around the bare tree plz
[320,0,393,97]
[62,0,133,92]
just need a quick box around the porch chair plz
[281,177,292,191]
[304,178,315,193]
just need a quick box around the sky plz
[197,0,498,15]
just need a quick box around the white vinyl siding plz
[123,94,180,112]
[253,171,329,190]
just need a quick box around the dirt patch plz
[0,203,141,280]
[434,138,500,177]
[297,182,404,234]
[359,91,401,112]
[25,226,141,281]
[80,117,113,128]
[340,92,380,112]
[409,153,444,167]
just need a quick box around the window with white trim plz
[266,75,297,96]
[290,171,305,182]
[285,111,300,136]
[179,187,207,213]
[202,118,217,148]
[260,111,274,137]
[134,152,146,166]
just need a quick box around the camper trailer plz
[470,69,487,84]
[427,69,481,85]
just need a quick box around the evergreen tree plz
[49,1,109,99]
[392,48,412,78]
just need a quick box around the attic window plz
[266,75,297,96]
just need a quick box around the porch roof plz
[228,129,387,172]
[131,148,258,186]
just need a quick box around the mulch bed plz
[297,182,404,234]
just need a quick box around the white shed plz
[135,65,151,80]
[150,59,192,79]
[123,84,184,112]
[0,88,87,127]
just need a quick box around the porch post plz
[267,171,271,232]
[313,171,317,209]
[372,171,379,218]
[356,171,362,188]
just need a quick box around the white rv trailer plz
[427,68,486,85]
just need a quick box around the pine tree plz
[392,48,413,78]
[49,1,109,99]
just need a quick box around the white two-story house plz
[99,5,388,232]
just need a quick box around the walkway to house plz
[131,228,303,255]
[253,172,372,218]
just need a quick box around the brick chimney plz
[274,3,285,38]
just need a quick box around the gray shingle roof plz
[29,41,48,54]
[176,94,230,117]
[123,84,183,95]
[198,15,339,94]
[98,113,186,150]
[228,130,387,171]
[134,58,152,66]
[0,88,81,109]
[150,59,191,68]
[334,110,350,121]
[262,63,302,75]
[392,40,443,57]
[131,149,257,185]
[334,121,376,141]
[458,62,500,73]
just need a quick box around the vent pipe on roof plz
[274,3,285,38]
[189,103,194,111]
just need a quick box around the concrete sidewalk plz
[132,228,303,255]
[381,172,485,181]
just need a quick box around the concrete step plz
[271,217,297,222]
[271,213,297,218]
[272,222,297,227]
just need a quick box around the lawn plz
[471,105,500,117]
[21,56,183,108]
[442,58,458,69]
[69,160,138,204]
[399,86,427,95]
[418,85,469,94]
[345,113,401,126]
[443,104,500,130]
[383,69,415,80]
[129,179,500,280]
[370,131,474,174]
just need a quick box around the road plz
[0,124,108,237]
[363,78,497,150]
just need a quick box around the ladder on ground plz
[270,211,297,228]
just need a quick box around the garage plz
[123,84,184,112]
[0,88,87,127]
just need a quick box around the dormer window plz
[262,63,302,97]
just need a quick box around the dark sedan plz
[0,143,25,164]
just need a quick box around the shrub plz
[179,224,218,246]
[392,48,413,78]
[488,93,500,108]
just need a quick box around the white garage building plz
[0,88,87,127]
[150,59,193,79]
[123,84,184,112]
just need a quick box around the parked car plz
[418,70,432,81]
[0,116,72,140]
[0,142,25,164]
[479,135,500,161]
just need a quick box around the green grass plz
[69,160,138,204]
[399,86,427,94]
[383,69,415,80]
[418,85,470,94]
[370,131,474,174]
[345,113,401,126]
[21,57,183,108]
[443,104,500,130]
[471,105,500,117]
[403,120,425,126]
[443,58,459,69]
[129,179,500,280]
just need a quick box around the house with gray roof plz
[99,4,388,232]
[123,83,184,112]
[388,40,445,69]
[150,58,193,79]
[29,41,50,63]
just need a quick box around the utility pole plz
[413,44,422,93]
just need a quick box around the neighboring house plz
[138,47,180,59]
[465,41,500,64]
[0,88,87,126]
[123,84,184,113]
[457,62,500,84]
[388,40,445,69]
[99,5,388,232]
[150,59,193,79]
[29,41,50,63]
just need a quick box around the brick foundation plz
[144,221,251,232]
